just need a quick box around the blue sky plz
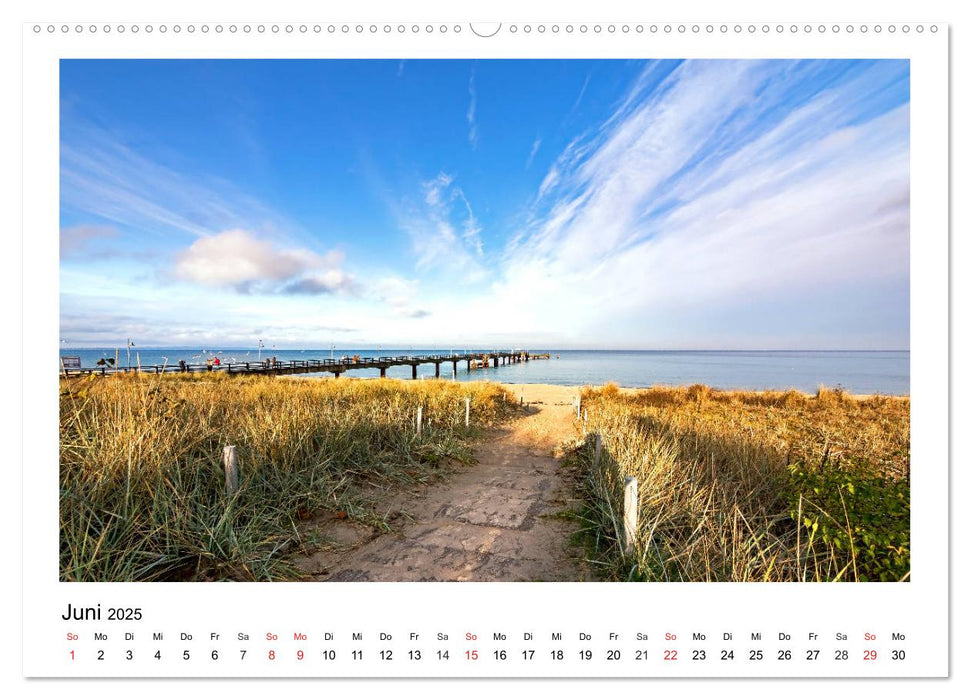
[60,59,910,349]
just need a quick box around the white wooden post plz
[576,396,581,420]
[623,476,638,555]
[416,406,423,436]
[223,445,239,496]
[465,398,470,427]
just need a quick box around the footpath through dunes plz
[291,384,594,582]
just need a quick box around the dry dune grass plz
[574,383,910,582]
[59,373,515,581]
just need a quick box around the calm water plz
[60,347,910,395]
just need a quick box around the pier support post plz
[332,371,342,379]
[493,356,499,368]
[466,360,471,371]
[411,364,418,380]
[380,366,387,378]
[434,362,441,378]
[623,476,639,555]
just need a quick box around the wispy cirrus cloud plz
[60,124,289,242]
[396,172,486,285]
[466,67,478,148]
[526,137,542,169]
[487,60,910,348]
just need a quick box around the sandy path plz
[291,384,593,582]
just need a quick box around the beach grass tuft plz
[572,384,910,582]
[59,373,515,581]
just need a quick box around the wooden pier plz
[61,351,546,379]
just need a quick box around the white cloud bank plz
[173,229,354,295]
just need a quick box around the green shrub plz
[786,459,910,582]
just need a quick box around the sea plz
[59,347,910,396]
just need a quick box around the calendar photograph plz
[57,57,911,585]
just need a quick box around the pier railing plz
[60,350,548,379]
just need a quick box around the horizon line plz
[58,345,911,353]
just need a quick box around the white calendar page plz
[12,0,961,695]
